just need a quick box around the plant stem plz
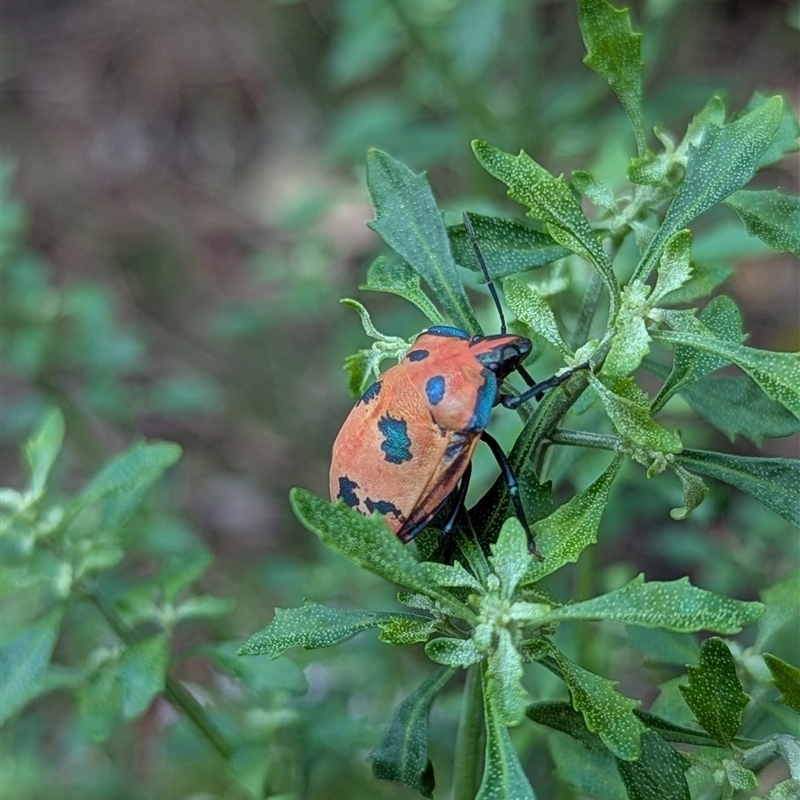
[85,585,232,761]
[452,665,485,800]
[548,429,620,451]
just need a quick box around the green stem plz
[85,585,232,761]
[548,429,620,451]
[452,665,485,800]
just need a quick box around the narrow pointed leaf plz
[553,648,646,761]
[541,575,764,633]
[117,635,170,719]
[616,730,691,800]
[652,231,693,304]
[673,450,800,527]
[504,278,569,355]
[486,628,527,726]
[239,602,414,657]
[578,0,646,155]
[743,91,800,167]
[366,149,479,332]
[763,654,800,714]
[724,190,800,256]
[425,637,481,668]
[634,96,784,283]
[0,607,64,725]
[362,255,446,324]
[378,617,439,645]
[679,637,749,744]
[523,455,622,584]
[659,260,733,306]
[491,517,534,599]
[477,673,536,800]
[23,409,65,500]
[371,667,455,798]
[572,170,618,212]
[449,214,570,279]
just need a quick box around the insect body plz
[329,213,585,557]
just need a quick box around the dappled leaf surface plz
[724,190,800,256]
[616,730,690,800]
[764,654,800,714]
[363,255,445,325]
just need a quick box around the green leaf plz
[542,575,764,633]
[553,648,646,760]
[174,595,236,622]
[362,255,445,325]
[764,654,800,713]
[289,490,473,618]
[572,170,618,212]
[472,140,619,315]
[490,517,533,599]
[0,607,64,725]
[239,602,409,657]
[117,635,170,719]
[477,671,536,800]
[378,616,439,645]
[668,460,708,521]
[673,450,800,527]
[23,409,65,501]
[78,663,122,743]
[549,734,627,800]
[743,91,800,167]
[592,376,683,454]
[425,637,481,668]
[527,701,605,750]
[756,572,800,651]
[522,456,622,584]
[724,190,800,256]
[71,441,182,517]
[370,667,455,798]
[616,730,690,800]
[578,0,646,155]
[658,260,734,306]
[625,627,700,666]
[652,231,693,305]
[603,283,651,377]
[633,96,784,283]
[653,331,800,421]
[652,295,744,412]
[448,214,570,279]
[504,278,569,356]
[766,780,800,800]
[486,628,527,726]
[678,637,749,744]
[366,149,479,332]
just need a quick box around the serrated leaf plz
[659,260,734,306]
[625,627,700,666]
[425,637,481,668]
[239,602,411,657]
[366,149,479,332]
[71,441,182,517]
[448,214,570,279]
[724,190,800,256]
[378,616,439,645]
[652,295,744,412]
[490,517,533,599]
[550,734,627,800]
[527,701,605,750]
[743,91,800,167]
[604,307,650,377]
[117,635,169,719]
[616,730,690,800]
[553,648,646,761]
[289,490,473,618]
[0,607,64,725]
[420,560,482,591]
[578,0,646,155]
[652,230,693,305]
[477,672,536,800]
[472,140,619,314]
[673,450,800,527]
[78,663,122,743]
[592,375,683,453]
[23,409,65,501]
[572,170,618,212]
[486,628,527,726]
[756,572,800,652]
[633,96,784,283]
[370,667,455,798]
[522,456,622,584]
[198,641,307,695]
[503,277,569,355]
[362,255,445,325]
[668,461,708,520]
[764,654,800,713]
[678,637,749,744]
[541,575,764,633]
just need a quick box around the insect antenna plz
[462,212,506,335]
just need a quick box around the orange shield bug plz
[330,212,587,558]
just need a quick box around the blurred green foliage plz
[1,0,798,798]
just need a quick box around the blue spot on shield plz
[425,375,446,406]
[337,476,360,508]
[358,380,382,405]
[426,325,470,340]
[377,414,413,464]
[467,370,497,431]
[407,349,429,362]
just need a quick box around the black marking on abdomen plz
[337,476,361,507]
[407,349,429,362]
[358,380,382,405]
[377,413,413,464]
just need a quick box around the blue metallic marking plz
[407,349,429,362]
[357,380,382,405]
[467,369,497,431]
[365,497,405,522]
[377,414,413,464]
[425,375,446,406]
[425,325,470,340]
[337,476,360,508]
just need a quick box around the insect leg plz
[501,362,590,410]
[437,461,473,563]
[480,431,543,559]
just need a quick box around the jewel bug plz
[330,212,586,558]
